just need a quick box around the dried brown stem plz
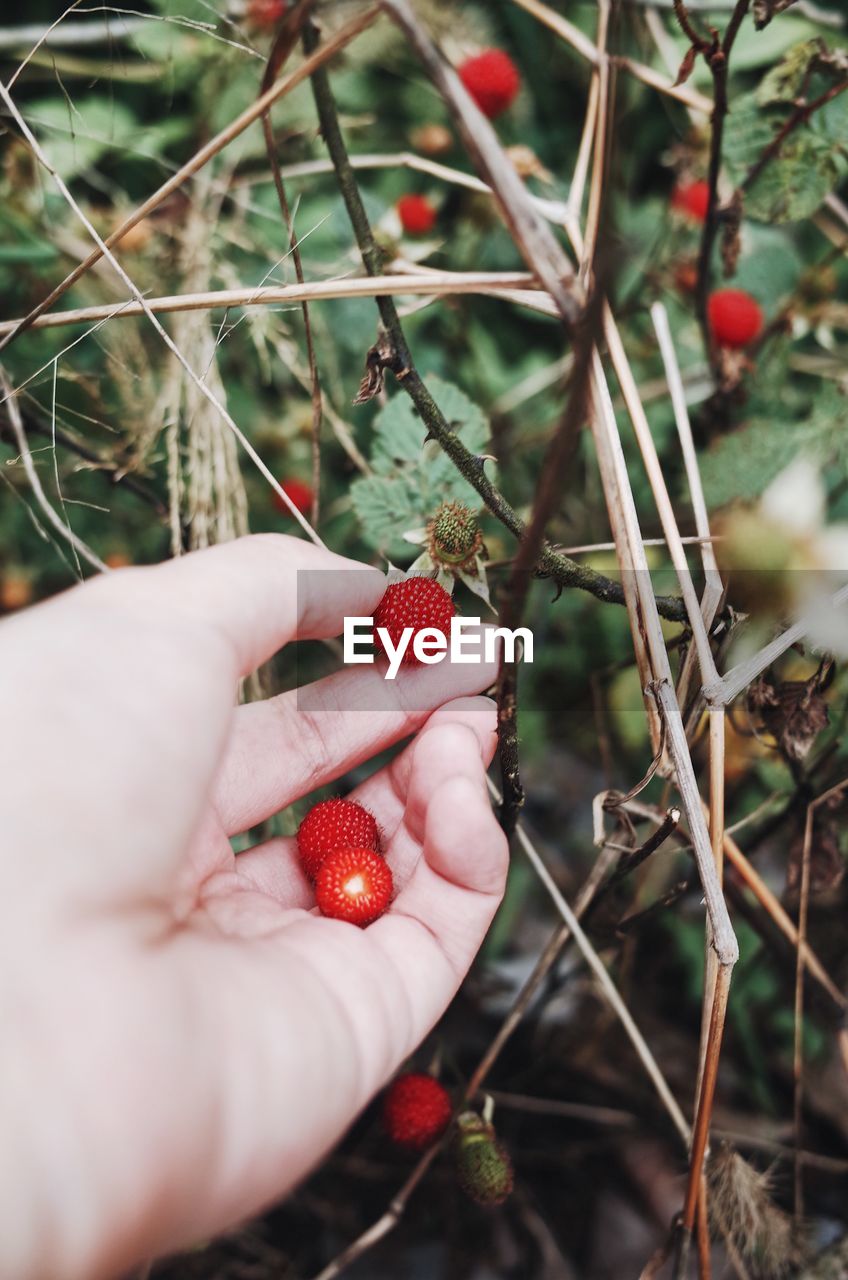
[0,5,381,355]
[258,0,323,525]
[794,778,848,1224]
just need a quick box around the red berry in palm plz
[707,289,764,349]
[373,577,456,668]
[397,194,437,236]
[247,0,286,28]
[297,798,380,882]
[671,180,710,223]
[315,846,393,927]
[459,49,521,119]
[383,1073,452,1150]
[273,477,313,517]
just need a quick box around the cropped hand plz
[0,535,508,1280]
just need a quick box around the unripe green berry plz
[453,1112,514,1207]
[427,502,483,569]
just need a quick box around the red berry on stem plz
[247,0,286,28]
[372,577,456,669]
[397,194,437,236]
[273,477,313,518]
[297,798,380,881]
[383,1073,452,1150]
[707,289,764,349]
[671,180,710,223]
[459,49,521,119]
[315,846,393,927]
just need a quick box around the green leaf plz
[701,387,848,507]
[723,88,848,222]
[351,377,491,558]
[757,38,822,103]
[26,96,139,179]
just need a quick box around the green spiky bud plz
[453,1113,514,1207]
[427,502,483,570]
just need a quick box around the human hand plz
[0,535,508,1280]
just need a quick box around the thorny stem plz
[303,20,688,621]
[686,0,751,354]
[672,0,711,50]
[0,5,381,357]
[496,279,606,833]
[794,779,848,1226]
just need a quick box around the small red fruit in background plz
[0,574,33,612]
[247,0,286,28]
[273,477,313,518]
[373,577,456,668]
[459,49,521,119]
[104,551,132,569]
[383,1073,452,1151]
[297,798,380,882]
[671,179,710,223]
[315,846,393,926]
[707,289,764,349]
[673,260,698,295]
[397,194,437,237]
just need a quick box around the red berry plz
[273,477,313,518]
[372,577,456,669]
[671,180,710,223]
[315,846,393,927]
[297,798,380,882]
[707,289,764,349]
[459,49,521,119]
[397,194,437,237]
[383,1073,452,1150]
[247,0,286,27]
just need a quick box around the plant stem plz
[687,0,751,352]
[303,20,687,621]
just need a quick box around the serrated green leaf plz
[26,96,138,179]
[353,378,491,558]
[724,89,847,222]
[757,39,822,103]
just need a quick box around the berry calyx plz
[707,288,764,349]
[397,194,437,236]
[315,846,393,927]
[297,798,380,882]
[427,501,483,571]
[453,1113,514,1206]
[383,1073,452,1150]
[372,577,456,668]
[273,477,313,518]
[671,179,710,223]
[459,49,521,119]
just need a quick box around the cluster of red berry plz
[396,47,521,238]
[297,797,389,926]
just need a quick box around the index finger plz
[87,534,386,677]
